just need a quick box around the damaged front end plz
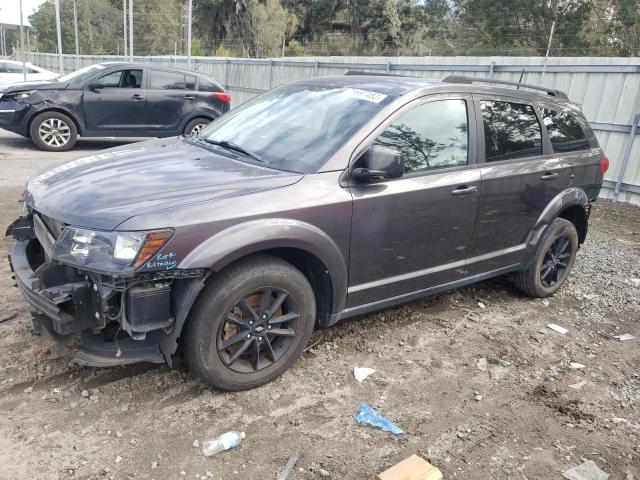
[7,212,207,367]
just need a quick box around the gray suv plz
[7,74,607,390]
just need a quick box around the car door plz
[82,68,148,133]
[145,69,196,133]
[347,94,481,307]
[466,95,566,275]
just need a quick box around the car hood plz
[25,137,303,230]
[0,79,65,95]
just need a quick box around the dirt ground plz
[0,130,638,480]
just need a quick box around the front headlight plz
[4,90,35,100]
[52,226,173,274]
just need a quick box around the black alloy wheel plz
[218,287,300,373]
[540,235,572,288]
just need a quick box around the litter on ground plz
[547,323,569,335]
[377,454,443,480]
[562,459,609,480]
[354,367,377,382]
[277,451,300,480]
[355,402,404,435]
[615,333,636,341]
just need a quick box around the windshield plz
[197,83,396,173]
[58,64,106,83]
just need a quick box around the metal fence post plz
[224,58,230,90]
[613,112,640,202]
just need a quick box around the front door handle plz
[131,94,145,100]
[184,95,196,100]
[540,172,559,181]
[451,185,478,196]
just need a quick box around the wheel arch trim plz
[526,188,588,249]
[27,106,84,137]
[178,218,348,315]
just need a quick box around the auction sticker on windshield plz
[343,88,388,103]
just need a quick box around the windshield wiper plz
[202,138,264,163]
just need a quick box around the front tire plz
[184,255,316,391]
[512,217,578,298]
[29,111,78,151]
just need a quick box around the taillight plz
[212,92,231,104]
[600,156,609,174]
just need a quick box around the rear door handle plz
[540,172,559,181]
[451,185,478,196]
[184,95,196,100]
[131,94,145,100]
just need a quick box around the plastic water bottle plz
[201,431,246,457]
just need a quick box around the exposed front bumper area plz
[7,215,205,367]
[0,99,33,136]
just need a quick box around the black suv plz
[7,75,607,391]
[0,62,230,151]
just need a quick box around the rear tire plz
[512,217,578,298]
[29,111,78,151]
[183,117,210,136]
[184,255,316,391]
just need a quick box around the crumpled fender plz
[526,187,588,249]
[178,218,348,315]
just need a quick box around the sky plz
[0,0,48,27]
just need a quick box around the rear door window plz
[374,99,469,173]
[150,70,195,90]
[542,108,589,152]
[481,100,542,162]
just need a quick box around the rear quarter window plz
[542,108,590,153]
[198,77,222,92]
[481,100,542,162]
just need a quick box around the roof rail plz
[443,75,568,100]
[344,70,412,78]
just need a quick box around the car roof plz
[296,74,574,105]
[97,62,208,77]
[2,59,35,66]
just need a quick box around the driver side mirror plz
[87,82,103,91]
[353,145,404,182]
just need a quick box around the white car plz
[0,60,58,86]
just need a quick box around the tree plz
[454,0,594,55]
[29,0,122,55]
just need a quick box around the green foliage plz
[27,0,640,57]
[29,0,122,54]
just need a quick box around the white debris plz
[473,391,483,401]
[23,386,33,394]
[569,362,586,369]
[353,367,376,383]
[562,459,609,480]
[569,380,587,390]
[477,358,488,372]
[615,333,636,341]
[477,301,486,309]
[115,456,122,464]
[193,439,200,448]
[547,323,568,335]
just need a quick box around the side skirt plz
[328,263,526,326]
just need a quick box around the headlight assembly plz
[4,90,35,100]
[52,226,173,274]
